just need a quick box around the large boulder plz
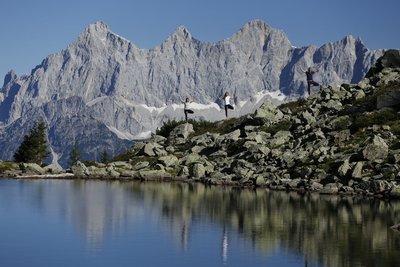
[71,161,88,177]
[22,163,45,175]
[269,130,292,148]
[362,135,389,163]
[254,100,283,123]
[169,123,194,139]
[377,89,400,109]
[367,49,400,77]
[158,155,179,167]
[376,49,400,69]
[43,164,65,174]
[190,163,206,178]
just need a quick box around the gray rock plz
[150,135,167,144]
[209,150,228,158]
[338,159,351,177]
[353,90,366,100]
[71,161,88,176]
[320,183,339,194]
[308,182,324,191]
[270,130,292,147]
[254,176,265,186]
[371,180,392,193]
[191,145,205,154]
[321,100,343,111]
[22,163,45,175]
[179,153,204,165]
[110,161,133,169]
[106,167,121,178]
[190,163,205,178]
[132,161,150,171]
[141,143,156,157]
[178,166,190,177]
[254,100,284,123]
[170,123,194,139]
[300,110,316,124]
[389,150,400,164]
[362,135,389,163]
[216,129,241,144]
[331,130,351,144]
[118,169,139,178]
[43,164,65,174]
[87,166,108,177]
[352,162,364,179]
[153,147,168,157]
[377,88,400,109]
[158,155,179,167]
[139,169,172,180]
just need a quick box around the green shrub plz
[156,119,185,137]
[388,120,400,135]
[278,98,307,113]
[260,119,292,135]
[352,108,399,130]
[0,161,19,173]
[111,150,137,162]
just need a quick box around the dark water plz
[0,179,399,267]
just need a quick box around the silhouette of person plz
[222,92,234,118]
[304,67,320,96]
[182,98,194,121]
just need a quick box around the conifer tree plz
[14,121,50,165]
[69,143,80,166]
[100,149,109,164]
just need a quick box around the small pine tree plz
[14,121,50,165]
[100,149,109,164]
[69,143,80,166]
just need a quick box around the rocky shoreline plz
[1,50,400,200]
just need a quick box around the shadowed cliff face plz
[0,20,382,166]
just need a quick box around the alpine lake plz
[0,178,399,267]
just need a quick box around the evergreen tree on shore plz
[100,149,109,164]
[14,121,50,165]
[69,143,80,166]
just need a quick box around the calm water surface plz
[0,179,399,267]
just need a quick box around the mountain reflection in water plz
[1,179,399,267]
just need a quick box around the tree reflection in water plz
[127,182,400,267]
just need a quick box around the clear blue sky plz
[0,0,399,78]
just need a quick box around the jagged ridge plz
[0,20,383,167]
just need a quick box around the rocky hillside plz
[0,20,382,167]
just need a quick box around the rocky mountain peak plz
[86,20,110,34]
[75,20,112,44]
[2,70,17,88]
[229,19,288,48]
[167,25,193,43]
[244,19,272,32]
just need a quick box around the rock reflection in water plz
[126,182,400,267]
[8,180,400,267]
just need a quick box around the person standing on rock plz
[302,66,321,96]
[222,92,234,118]
[182,98,194,121]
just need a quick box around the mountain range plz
[0,20,383,167]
